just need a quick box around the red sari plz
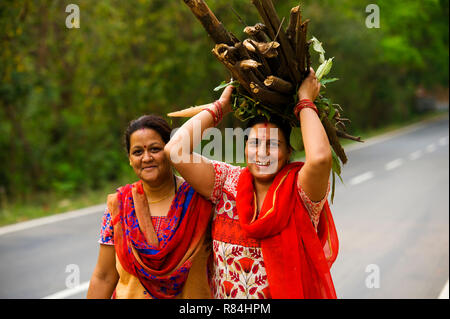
[236,162,339,298]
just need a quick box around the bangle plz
[294,99,318,118]
[203,100,223,126]
[213,100,223,123]
[203,108,218,126]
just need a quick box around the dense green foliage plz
[0,0,448,202]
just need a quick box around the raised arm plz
[164,85,234,198]
[297,68,332,202]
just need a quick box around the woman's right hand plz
[164,83,234,200]
[298,67,321,102]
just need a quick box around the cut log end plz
[240,59,262,70]
[167,105,208,118]
[263,75,294,94]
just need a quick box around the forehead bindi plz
[130,129,164,148]
[250,124,281,140]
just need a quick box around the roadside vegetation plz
[1,0,448,225]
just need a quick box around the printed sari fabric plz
[107,180,212,299]
[236,162,339,299]
[208,161,338,299]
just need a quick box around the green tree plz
[0,0,448,206]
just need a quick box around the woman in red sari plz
[165,68,338,299]
[87,115,212,299]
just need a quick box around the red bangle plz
[213,100,223,123]
[294,99,318,118]
[203,108,218,125]
[203,100,223,126]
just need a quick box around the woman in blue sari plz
[87,115,212,299]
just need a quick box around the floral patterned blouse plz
[208,161,329,299]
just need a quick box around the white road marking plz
[42,281,90,299]
[343,121,429,153]
[438,279,449,299]
[2,115,448,235]
[385,158,404,171]
[426,143,437,153]
[0,204,106,237]
[408,150,423,161]
[349,172,374,186]
[439,137,448,146]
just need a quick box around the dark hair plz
[124,114,172,154]
[246,115,292,149]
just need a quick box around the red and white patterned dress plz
[208,161,329,299]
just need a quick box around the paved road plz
[0,115,448,299]
[330,115,449,298]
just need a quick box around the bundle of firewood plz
[169,0,362,168]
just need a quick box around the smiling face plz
[245,122,292,184]
[128,128,172,186]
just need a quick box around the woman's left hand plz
[298,68,321,101]
[218,85,234,114]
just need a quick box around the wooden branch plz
[240,39,273,76]
[294,11,303,62]
[212,46,253,97]
[243,39,279,58]
[259,0,301,83]
[251,0,276,38]
[264,75,294,94]
[336,130,363,143]
[184,1,351,168]
[243,23,270,43]
[286,6,300,49]
[305,40,312,76]
[168,104,209,117]
[233,42,252,61]
[183,0,238,45]
[214,43,240,62]
[218,42,264,83]
[296,19,310,76]
[244,68,266,88]
[335,117,351,123]
[322,116,348,164]
[212,44,236,69]
[251,0,291,80]
[240,59,262,70]
[250,82,293,108]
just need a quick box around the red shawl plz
[236,162,339,299]
[107,181,212,298]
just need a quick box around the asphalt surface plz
[330,115,449,298]
[0,115,448,299]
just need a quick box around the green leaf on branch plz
[310,36,326,63]
[320,77,339,87]
[316,58,334,81]
[289,127,304,152]
[311,36,325,54]
[331,148,343,180]
[328,105,336,120]
[330,147,344,203]
[214,80,239,92]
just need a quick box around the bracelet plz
[213,100,223,123]
[294,99,319,118]
[203,100,223,126]
[203,108,218,126]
